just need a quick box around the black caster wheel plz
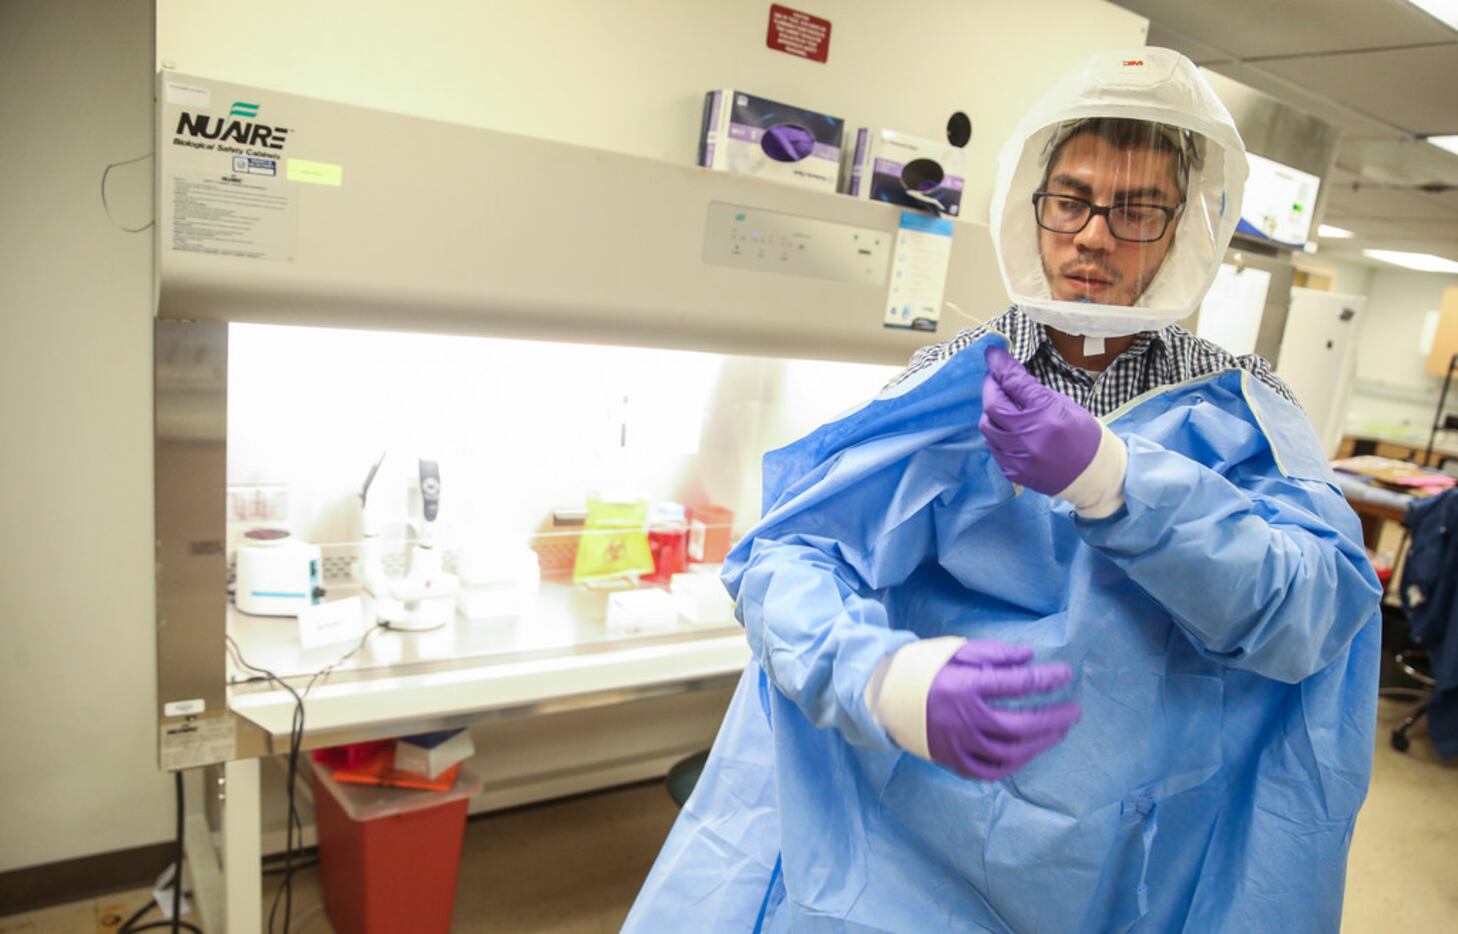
[1390,730,1410,752]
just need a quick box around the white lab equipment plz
[358,452,460,631]
[605,589,679,636]
[234,528,323,616]
[1237,153,1321,249]
[456,543,541,621]
[1195,262,1272,357]
[1276,288,1366,456]
[669,572,736,626]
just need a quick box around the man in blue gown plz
[626,48,1380,932]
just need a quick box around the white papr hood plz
[989,48,1248,338]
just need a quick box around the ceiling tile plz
[1115,0,1452,60]
[1145,24,1229,64]
[1201,62,1397,136]
[1323,185,1458,222]
[1348,239,1458,258]
[1330,219,1458,243]
[1253,45,1458,135]
[1336,137,1458,186]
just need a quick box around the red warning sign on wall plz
[766,4,831,63]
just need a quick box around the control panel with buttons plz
[701,202,891,287]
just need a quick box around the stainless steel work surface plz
[226,580,751,745]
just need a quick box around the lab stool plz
[666,750,709,807]
[1390,648,1436,752]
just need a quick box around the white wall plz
[1308,255,1376,297]
[1346,267,1458,440]
[0,0,167,873]
[2,0,1150,874]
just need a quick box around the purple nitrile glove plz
[925,640,1081,781]
[761,123,816,162]
[980,345,1129,517]
[980,344,1102,494]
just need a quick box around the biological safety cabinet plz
[152,73,1008,930]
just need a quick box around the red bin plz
[686,504,734,564]
[312,764,482,934]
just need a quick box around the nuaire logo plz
[175,101,289,150]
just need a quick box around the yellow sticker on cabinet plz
[287,158,343,186]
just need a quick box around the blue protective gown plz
[625,334,1380,933]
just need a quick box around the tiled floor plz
[1342,698,1458,931]
[5,697,1455,932]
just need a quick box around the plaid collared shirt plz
[887,307,1299,417]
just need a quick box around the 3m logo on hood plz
[175,102,289,151]
[1122,59,1144,67]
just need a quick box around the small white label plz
[163,698,206,717]
[298,595,367,650]
[165,81,211,108]
[231,155,278,177]
[688,519,707,562]
[160,715,237,770]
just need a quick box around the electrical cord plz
[225,635,305,933]
[174,769,182,934]
[100,152,155,233]
[225,623,382,933]
[945,301,986,325]
[118,772,202,934]
[117,627,378,934]
[263,855,320,875]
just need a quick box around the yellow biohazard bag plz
[572,496,653,585]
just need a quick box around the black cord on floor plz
[263,856,319,875]
[118,771,202,934]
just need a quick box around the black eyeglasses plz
[1031,192,1181,243]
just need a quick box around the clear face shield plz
[993,116,1236,340]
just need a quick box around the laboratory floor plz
[4,697,1455,933]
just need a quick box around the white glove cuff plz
[864,636,966,760]
[1057,424,1128,519]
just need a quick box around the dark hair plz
[1042,117,1191,200]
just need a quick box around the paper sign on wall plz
[767,5,831,63]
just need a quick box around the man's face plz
[1037,133,1181,307]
